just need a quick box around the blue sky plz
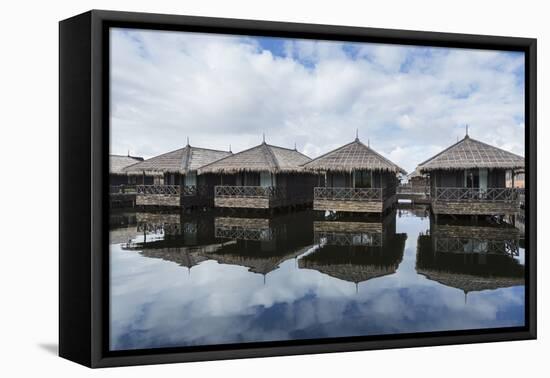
[110,28,525,173]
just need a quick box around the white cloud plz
[110,29,525,173]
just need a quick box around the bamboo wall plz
[432,201,520,216]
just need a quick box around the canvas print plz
[108,27,526,352]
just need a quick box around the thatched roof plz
[204,246,304,275]
[302,138,406,174]
[140,247,209,269]
[123,144,231,176]
[418,135,524,172]
[417,269,524,293]
[416,233,524,293]
[299,247,403,283]
[110,154,144,174]
[198,142,311,174]
[299,260,396,283]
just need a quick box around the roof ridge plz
[262,143,280,170]
[188,145,234,154]
[182,145,192,173]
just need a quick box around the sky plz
[110,28,525,174]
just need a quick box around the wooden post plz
[370,171,373,189]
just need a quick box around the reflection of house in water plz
[208,211,315,276]
[139,247,210,271]
[299,211,407,284]
[416,218,524,294]
[109,212,139,244]
[125,211,218,247]
[136,212,183,236]
[397,205,430,219]
[215,217,275,242]
[122,211,231,271]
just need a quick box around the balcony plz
[313,186,396,213]
[314,187,384,201]
[214,186,284,209]
[431,187,521,216]
[433,187,519,202]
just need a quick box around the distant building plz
[507,170,525,188]
[406,168,429,193]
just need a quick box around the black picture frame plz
[59,9,537,368]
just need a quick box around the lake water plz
[109,208,525,351]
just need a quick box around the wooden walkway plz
[396,192,431,204]
[396,185,431,205]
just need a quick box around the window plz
[185,171,197,186]
[354,170,373,188]
[260,172,273,187]
[465,169,479,188]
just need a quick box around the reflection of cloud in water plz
[110,210,525,351]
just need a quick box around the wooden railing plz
[315,231,383,247]
[137,185,180,195]
[215,226,273,241]
[398,184,430,195]
[314,187,387,201]
[215,185,283,199]
[433,187,519,202]
[435,238,519,257]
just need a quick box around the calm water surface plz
[109,208,525,351]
